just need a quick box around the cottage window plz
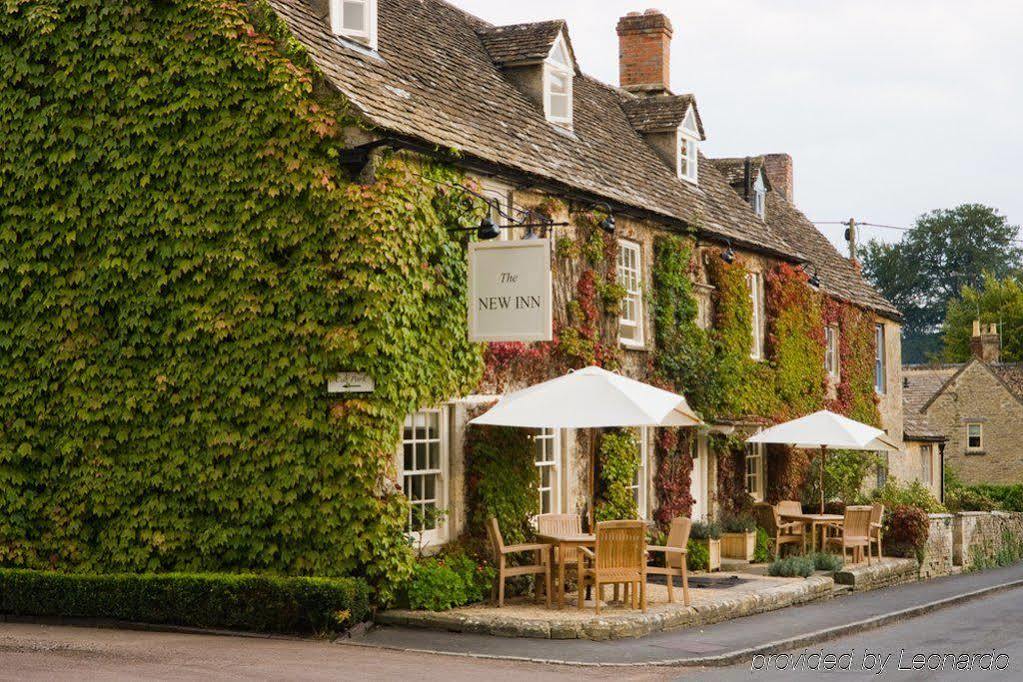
[921,444,933,485]
[329,0,377,50]
[751,173,766,219]
[397,408,448,546]
[626,427,650,518]
[825,325,840,380]
[748,271,765,360]
[967,423,983,451]
[544,34,573,126]
[745,441,766,502]
[874,324,887,394]
[533,428,561,515]
[678,108,699,183]
[617,240,644,347]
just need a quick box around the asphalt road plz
[673,584,1023,681]
[1,586,1021,681]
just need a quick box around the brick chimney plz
[970,320,1001,363]
[617,10,673,96]
[762,153,794,203]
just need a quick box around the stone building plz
[904,322,1023,488]
[269,0,906,549]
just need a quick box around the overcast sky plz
[452,0,1022,253]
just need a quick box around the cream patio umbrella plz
[746,410,901,514]
[470,366,703,525]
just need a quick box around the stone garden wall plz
[920,511,1023,577]
[921,514,954,579]
[954,511,1023,569]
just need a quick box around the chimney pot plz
[970,319,1000,363]
[617,9,673,96]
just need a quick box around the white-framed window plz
[543,34,573,127]
[825,325,840,380]
[921,444,933,485]
[678,107,699,183]
[751,172,766,219]
[626,427,650,519]
[745,441,766,502]
[329,0,377,50]
[966,423,983,451]
[747,271,765,360]
[617,240,644,347]
[874,324,887,394]
[533,428,561,515]
[397,408,448,546]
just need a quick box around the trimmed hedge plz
[0,569,370,634]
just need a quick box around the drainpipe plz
[938,442,946,504]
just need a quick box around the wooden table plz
[780,513,843,553]
[536,532,595,610]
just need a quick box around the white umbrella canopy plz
[746,410,901,513]
[469,366,703,429]
[747,410,901,452]
[470,366,702,527]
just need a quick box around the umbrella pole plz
[819,445,827,515]
[588,429,596,531]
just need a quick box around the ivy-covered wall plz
[650,236,886,518]
[0,0,482,598]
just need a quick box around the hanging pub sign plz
[468,239,553,342]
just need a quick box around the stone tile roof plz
[711,156,772,193]
[621,94,705,138]
[477,20,567,66]
[267,0,800,258]
[901,365,956,440]
[759,188,901,320]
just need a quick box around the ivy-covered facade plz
[0,0,909,592]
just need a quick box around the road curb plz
[340,577,1023,668]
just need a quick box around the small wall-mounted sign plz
[468,239,553,342]
[328,372,375,394]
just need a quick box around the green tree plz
[942,274,1023,362]
[860,204,1021,363]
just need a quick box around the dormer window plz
[678,107,699,183]
[330,0,377,50]
[751,172,766,219]
[544,34,573,127]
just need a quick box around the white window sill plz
[620,339,647,351]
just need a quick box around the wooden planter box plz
[721,531,756,561]
[697,538,721,572]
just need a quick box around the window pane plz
[343,1,366,32]
[403,442,414,471]
[549,92,568,119]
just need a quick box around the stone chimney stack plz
[762,153,794,203]
[617,10,674,96]
[970,320,1001,364]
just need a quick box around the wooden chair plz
[646,516,691,606]
[536,513,582,563]
[754,502,804,557]
[776,500,806,535]
[486,517,551,607]
[824,505,873,565]
[577,520,647,615]
[868,503,884,561]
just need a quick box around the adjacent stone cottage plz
[904,322,1023,487]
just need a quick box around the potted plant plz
[690,520,722,571]
[720,513,757,561]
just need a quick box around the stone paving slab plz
[832,557,917,590]
[377,572,835,640]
